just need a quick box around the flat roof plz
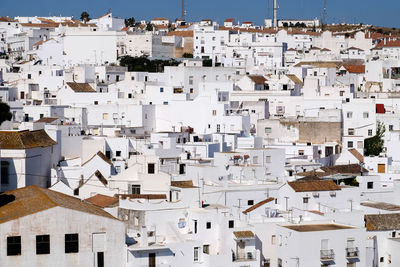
[283,224,355,232]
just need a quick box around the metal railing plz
[232,251,256,262]
[320,249,335,261]
[346,247,359,258]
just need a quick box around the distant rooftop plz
[283,224,354,232]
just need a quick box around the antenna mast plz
[182,0,185,20]
[322,0,327,26]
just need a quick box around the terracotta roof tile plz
[288,180,341,192]
[343,65,365,74]
[171,180,197,188]
[85,194,119,208]
[233,231,255,238]
[248,75,267,84]
[115,194,167,200]
[297,164,367,177]
[283,224,354,232]
[348,148,364,163]
[167,30,193,37]
[376,40,400,48]
[34,117,58,123]
[286,74,303,85]
[0,130,56,149]
[0,185,117,224]
[66,82,96,93]
[82,151,113,166]
[243,197,274,214]
[365,213,400,231]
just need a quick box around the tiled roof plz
[283,224,354,232]
[233,231,255,239]
[66,82,96,93]
[347,46,364,51]
[365,213,400,231]
[0,17,17,22]
[348,148,364,163]
[115,194,167,200]
[248,75,267,84]
[375,40,400,48]
[82,151,113,166]
[0,130,56,149]
[34,117,58,123]
[20,23,59,28]
[171,180,197,188]
[224,18,235,22]
[343,65,365,74]
[85,194,119,208]
[243,197,274,214]
[0,185,117,224]
[361,202,400,211]
[286,74,303,85]
[167,31,193,37]
[297,164,367,177]
[288,180,341,192]
[218,26,278,35]
[152,17,169,21]
[294,61,342,69]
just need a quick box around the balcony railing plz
[320,249,335,261]
[232,251,256,262]
[346,247,359,258]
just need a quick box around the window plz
[392,231,396,238]
[160,87,164,92]
[271,235,276,245]
[348,128,355,135]
[357,141,363,149]
[148,163,155,174]
[380,257,384,263]
[298,150,304,156]
[94,101,98,105]
[265,127,272,134]
[65,234,78,253]
[248,200,254,206]
[203,244,210,254]
[115,151,121,157]
[228,220,234,228]
[347,112,353,118]
[212,110,216,116]
[36,235,50,255]
[266,156,271,163]
[1,161,9,185]
[102,113,108,120]
[190,88,194,94]
[7,236,21,256]
[389,125,393,131]
[368,129,373,136]
[264,258,271,267]
[253,156,258,164]
[163,101,168,105]
[348,141,353,148]
[27,74,31,79]
[131,184,141,195]
[363,112,369,118]
[97,251,104,267]
[194,247,200,262]
[367,182,374,189]
[189,76,194,85]
[206,222,211,229]
[216,124,220,133]
[303,197,309,204]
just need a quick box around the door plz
[236,240,246,259]
[97,252,104,267]
[20,91,24,99]
[325,147,333,157]
[378,164,385,173]
[149,253,156,267]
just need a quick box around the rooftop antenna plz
[182,0,185,20]
[322,0,327,26]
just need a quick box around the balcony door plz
[236,240,245,258]
[149,253,156,267]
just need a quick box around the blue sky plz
[2,0,399,28]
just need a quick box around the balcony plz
[346,247,359,258]
[232,251,256,262]
[320,249,335,261]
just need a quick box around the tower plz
[273,0,278,27]
[182,0,185,21]
[322,0,327,26]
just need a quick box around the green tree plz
[119,56,180,72]
[80,11,90,23]
[364,121,385,156]
[146,23,153,31]
[125,17,135,27]
[182,53,193,58]
[0,102,12,125]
